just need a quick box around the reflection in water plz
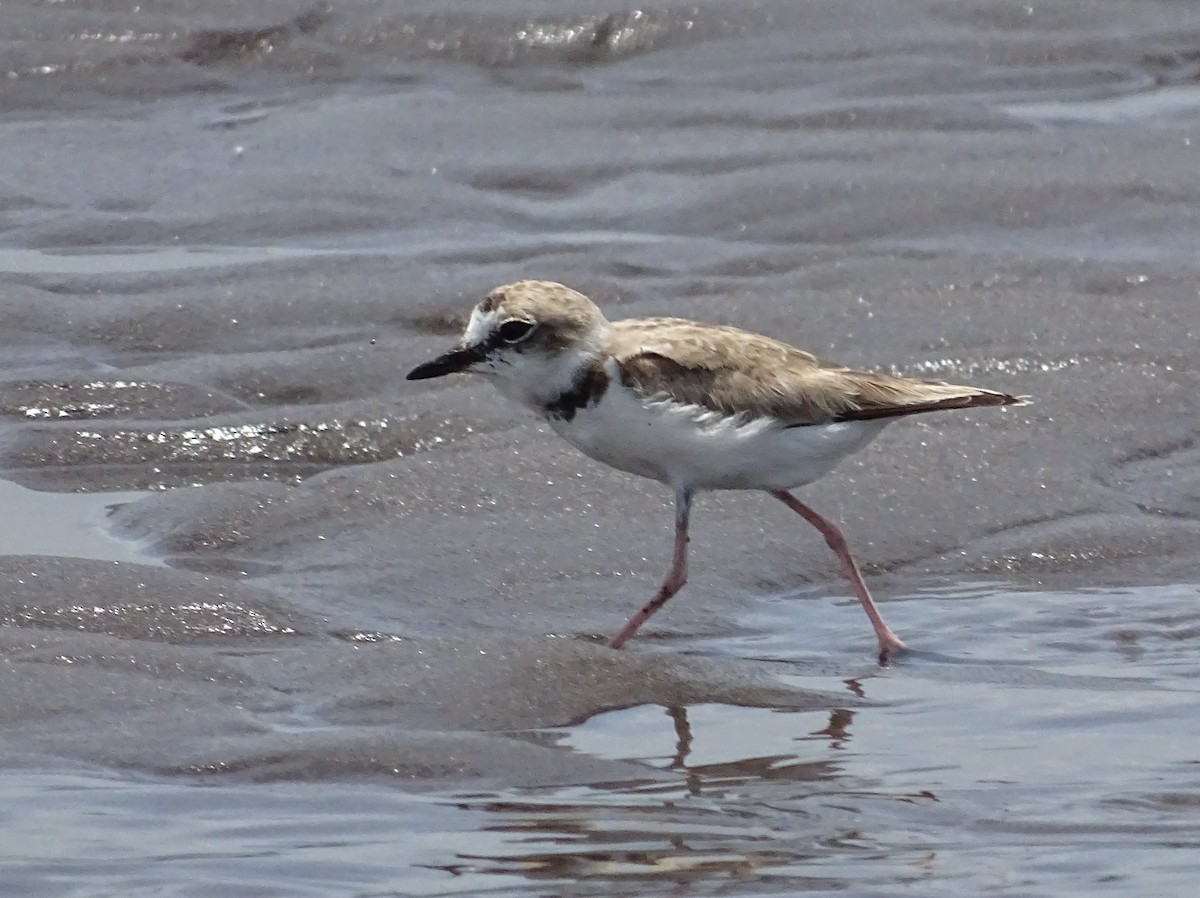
[666,704,690,771]
[442,781,841,888]
[843,677,867,700]
[437,703,879,891]
[422,577,1200,898]
[811,708,855,749]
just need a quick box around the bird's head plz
[407,280,608,404]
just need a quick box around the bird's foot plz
[876,633,908,665]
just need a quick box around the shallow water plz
[3,0,1200,895]
[4,583,1198,897]
[0,480,151,563]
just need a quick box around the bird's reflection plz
[659,703,855,794]
[811,707,855,748]
[844,676,867,699]
[440,702,868,890]
[665,704,692,770]
[666,705,856,766]
[664,705,701,795]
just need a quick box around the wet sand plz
[2,1,1200,895]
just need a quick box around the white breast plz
[546,368,891,492]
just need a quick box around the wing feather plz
[609,318,1023,426]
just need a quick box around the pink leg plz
[770,490,906,661]
[608,488,692,649]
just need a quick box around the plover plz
[408,280,1025,659]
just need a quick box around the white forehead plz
[463,305,503,345]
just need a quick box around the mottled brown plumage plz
[608,317,1021,426]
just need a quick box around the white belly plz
[546,382,890,492]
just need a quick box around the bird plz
[407,280,1026,660]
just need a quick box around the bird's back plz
[605,316,1021,427]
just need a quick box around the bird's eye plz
[498,320,536,343]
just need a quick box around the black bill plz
[406,344,485,380]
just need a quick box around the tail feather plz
[833,387,1029,423]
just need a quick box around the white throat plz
[507,344,603,411]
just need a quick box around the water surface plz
[2,1,1199,894]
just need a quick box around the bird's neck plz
[499,327,610,413]
[539,355,611,423]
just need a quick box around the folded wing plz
[610,318,1024,427]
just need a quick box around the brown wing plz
[609,318,1024,426]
